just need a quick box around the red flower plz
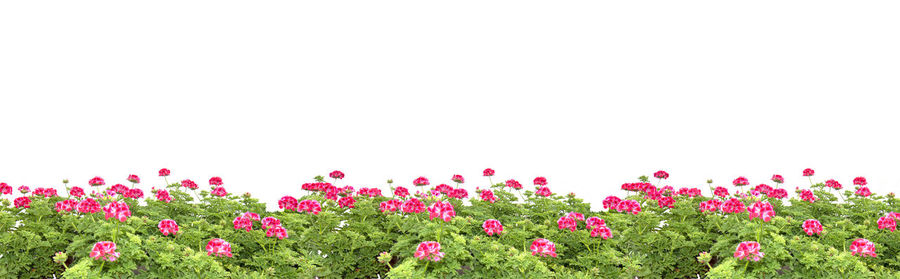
[721,198,747,214]
[531,238,557,257]
[449,188,469,199]
[799,189,817,203]
[533,177,548,186]
[89,177,105,187]
[155,189,173,203]
[853,177,867,186]
[825,179,843,190]
[479,189,497,203]
[850,238,877,257]
[14,196,31,208]
[754,184,773,195]
[266,226,288,239]
[732,177,749,187]
[77,198,101,213]
[393,186,409,198]
[802,168,815,177]
[261,216,281,229]
[413,177,430,187]
[733,241,764,261]
[206,238,233,257]
[714,187,729,198]
[434,184,453,194]
[18,185,29,194]
[241,212,260,222]
[158,168,170,177]
[878,216,896,232]
[211,187,227,197]
[34,187,58,198]
[749,201,775,222]
[55,199,77,212]
[380,199,402,212]
[483,168,495,176]
[427,201,456,222]
[338,196,356,208]
[586,217,605,229]
[127,174,140,184]
[414,241,444,262]
[209,177,223,186]
[233,215,253,231]
[357,187,382,198]
[451,174,465,184]
[767,188,788,199]
[602,196,622,210]
[90,241,120,261]
[279,196,298,211]
[110,184,128,194]
[124,188,144,199]
[856,187,872,197]
[653,170,669,179]
[557,216,577,232]
[591,225,612,239]
[70,186,85,197]
[505,179,523,190]
[402,198,426,213]
[565,211,584,221]
[103,201,131,222]
[699,199,723,213]
[0,183,11,195]
[329,170,345,179]
[658,196,676,209]
[802,219,823,236]
[158,219,179,236]
[771,174,784,184]
[536,187,552,197]
[299,200,322,215]
[616,200,641,215]
[181,179,198,190]
[482,219,503,236]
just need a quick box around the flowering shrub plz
[1,169,900,278]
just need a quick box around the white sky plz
[2,1,899,210]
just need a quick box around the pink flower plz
[413,177,430,187]
[110,184,128,194]
[206,238,233,257]
[449,188,469,199]
[700,199,723,213]
[434,184,453,194]
[402,198,426,213]
[603,196,622,210]
[299,200,322,215]
[452,174,465,184]
[261,216,281,229]
[658,196,676,209]
[536,187,552,197]
[565,212,584,221]
[211,187,227,197]
[732,177,749,187]
[878,216,896,232]
[533,177,548,186]
[69,186,85,197]
[393,186,409,198]
[158,219,179,236]
[825,179,843,190]
[266,226,288,239]
[233,215,253,231]
[380,199,402,212]
[155,189,172,203]
[850,238,877,257]
[483,168,495,176]
[721,198,747,214]
[755,184,773,195]
[653,170,669,179]
[586,217,606,229]
[18,185,29,194]
[505,179,523,190]
[77,198,101,213]
[714,187,729,198]
[241,212,260,222]
[89,177,106,187]
[591,225,612,239]
[158,168,171,177]
[357,187,382,198]
[0,183,11,195]
[427,201,456,222]
[279,196,299,211]
[531,238,557,257]
[856,187,872,197]
[748,201,775,222]
[767,188,788,199]
[124,188,144,199]
[799,189,817,203]
[482,219,503,236]
[414,241,444,262]
[329,170,345,179]
[55,199,77,212]
[616,200,641,215]
[127,174,140,184]
[480,189,497,203]
[802,168,815,177]
[209,177,223,186]
[557,216,577,232]
[34,187,58,198]
[771,174,784,184]
[181,179,198,190]
[853,177,867,186]
[733,241,764,261]
[338,196,356,208]
[102,201,131,222]
[802,219,823,236]
[90,241,120,261]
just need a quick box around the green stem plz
[99,260,106,271]
[113,221,120,243]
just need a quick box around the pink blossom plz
[329,170,345,179]
[298,200,322,215]
[799,189,817,203]
[853,177,867,186]
[714,187,729,198]
[338,196,356,208]
[732,177,749,187]
[261,216,281,229]
[380,199,402,212]
[748,201,775,222]
[158,168,171,176]
[55,199,77,212]
[266,226,288,239]
[414,241,444,262]
[878,216,896,232]
[127,174,140,184]
[591,225,612,239]
[850,238,877,257]
[102,201,131,222]
[483,168,495,176]
[603,196,622,210]
[279,196,299,211]
[413,177,430,187]
[531,238,557,257]
[658,196,676,209]
[536,187,552,197]
[557,216,577,232]
[721,198,747,214]
[70,186,85,197]
[802,168,815,177]
[505,179,523,189]
[482,219,503,236]
[654,170,669,179]
[0,183,11,195]
[771,174,784,184]
[209,177,223,186]
[802,219,823,236]
[533,177,548,186]
[825,179,843,190]
[181,179,198,190]
[393,186,409,198]
[427,201,456,222]
[155,189,173,203]
[158,219,179,236]
[89,177,106,187]
[733,241,764,261]
[90,241,120,261]
[856,187,872,197]
[206,238,233,257]
[451,174,465,184]
[77,198,101,213]
[616,200,641,215]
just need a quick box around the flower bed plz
[1,168,898,278]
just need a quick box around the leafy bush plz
[1,169,898,278]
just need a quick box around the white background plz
[2,1,899,210]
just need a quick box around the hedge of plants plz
[1,168,898,278]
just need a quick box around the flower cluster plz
[531,238,557,257]
[482,219,503,236]
[414,241,444,262]
[733,241,764,261]
[850,238,877,257]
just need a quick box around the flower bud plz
[53,252,67,264]
[706,179,713,184]
[697,252,711,264]
[243,192,252,198]
[62,179,69,184]
[387,179,394,184]
[377,251,392,264]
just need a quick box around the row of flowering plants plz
[1,168,899,278]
